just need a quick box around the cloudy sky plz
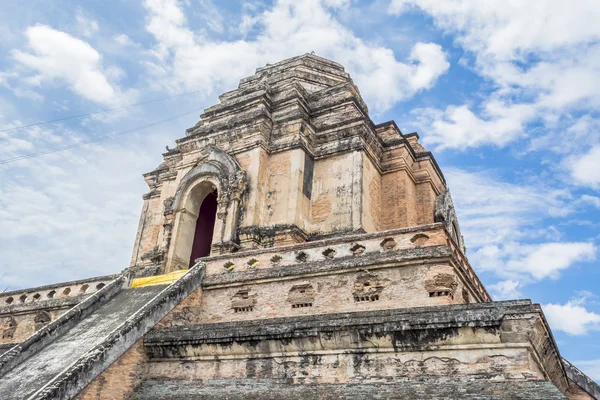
[0,0,599,381]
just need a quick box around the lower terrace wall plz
[145,346,538,384]
[144,301,569,395]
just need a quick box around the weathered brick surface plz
[75,339,147,400]
[380,170,417,229]
[416,181,436,225]
[156,284,203,328]
[141,301,569,396]
[310,152,358,232]
[131,379,566,399]
[363,156,381,232]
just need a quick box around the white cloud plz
[488,280,521,300]
[528,114,600,154]
[414,102,536,150]
[143,0,449,113]
[75,9,99,38]
[11,25,136,105]
[239,14,259,37]
[408,42,450,91]
[0,127,172,289]
[388,0,600,61]
[447,168,571,248]
[580,195,600,209]
[475,242,596,281]
[390,0,600,157]
[544,294,600,335]
[323,0,351,8]
[447,168,596,287]
[196,0,225,34]
[569,145,600,188]
[114,34,136,47]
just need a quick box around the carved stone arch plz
[165,146,248,271]
[34,311,51,331]
[434,189,466,253]
[2,315,17,339]
[2,316,16,328]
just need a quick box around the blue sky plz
[0,0,599,382]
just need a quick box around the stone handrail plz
[0,275,126,378]
[29,262,205,400]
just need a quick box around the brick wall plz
[74,339,148,399]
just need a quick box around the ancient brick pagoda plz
[0,54,598,399]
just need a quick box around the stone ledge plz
[144,300,534,345]
[202,245,452,287]
[130,379,566,400]
[143,300,569,395]
[202,224,445,262]
[0,294,86,315]
[0,274,119,298]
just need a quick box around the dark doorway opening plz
[189,190,218,267]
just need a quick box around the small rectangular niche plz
[354,294,380,302]
[429,291,452,298]
[233,306,254,313]
[302,153,314,199]
[291,303,313,308]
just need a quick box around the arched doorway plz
[165,147,248,272]
[188,189,218,267]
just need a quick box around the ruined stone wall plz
[131,144,258,268]
[566,383,596,400]
[127,53,454,281]
[156,284,203,328]
[2,308,61,344]
[145,345,538,385]
[201,225,448,277]
[129,143,446,270]
[130,194,167,268]
[563,359,599,399]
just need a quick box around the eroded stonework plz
[0,54,597,400]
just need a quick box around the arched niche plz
[164,146,247,271]
[34,311,51,331]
